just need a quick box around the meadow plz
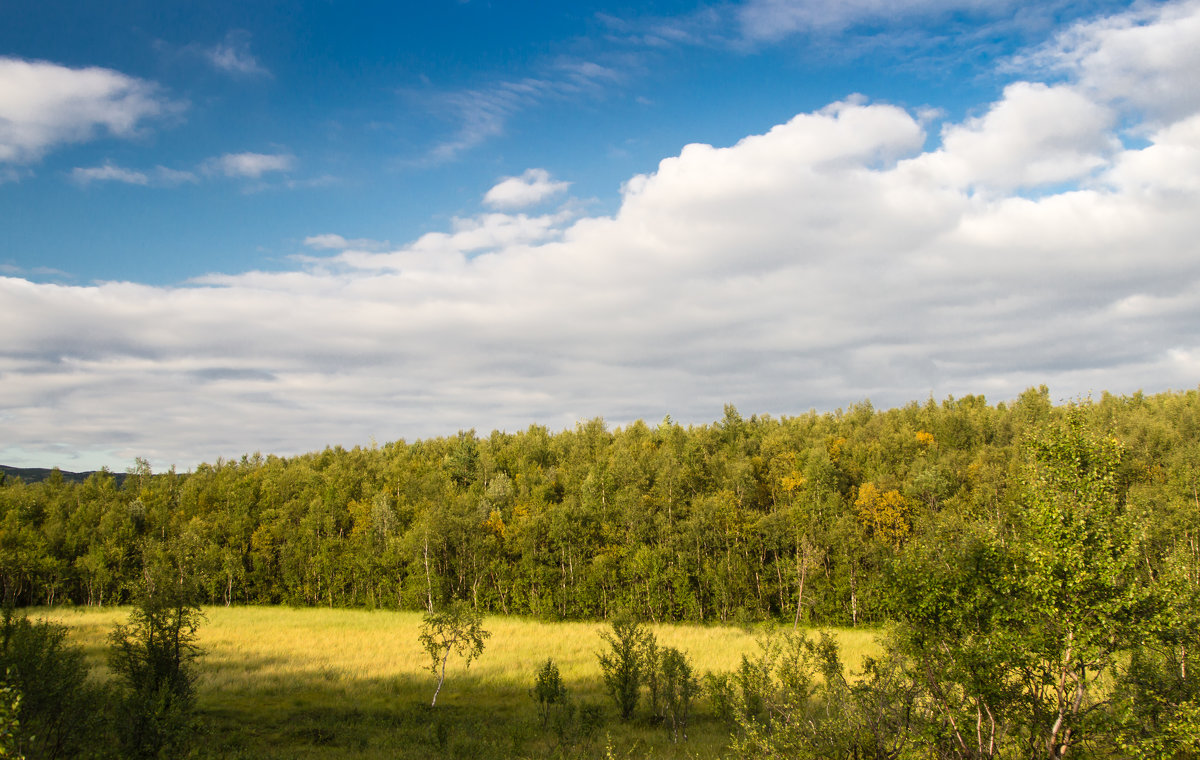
[42,605,882,759]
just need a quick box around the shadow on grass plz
[193,654,731,760]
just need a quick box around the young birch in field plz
[419,601,490,707]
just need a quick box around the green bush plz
[577,702,604,742]
[704,671,736,727]
[596,617,653,721]
[109,583,205,759]
[531,658,568,727]
[0,609,99,760]
[657,647,697,742]
[0,674,21,760]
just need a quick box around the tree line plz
[1,386,1198,632]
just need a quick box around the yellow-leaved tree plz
[853,483,913,546]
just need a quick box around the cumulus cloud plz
[483,169,570,209]
[905,82,1119,193]
[203,151,294,178]
[0,57,177,165]
[1100,113,1200,195]
[3,1,1200,469]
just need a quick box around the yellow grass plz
[40,606,883,759]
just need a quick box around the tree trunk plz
[431,650,450,707]
[423,535,434,613]
[794,557,807,630]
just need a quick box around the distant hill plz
[0,464,126,486]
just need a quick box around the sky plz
[2,0,1199,471]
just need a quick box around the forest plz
[0,386,1198,626]
[2,386,1200,758]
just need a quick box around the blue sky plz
[2,0,1127,282]
[2,0,1199,470]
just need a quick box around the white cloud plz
[70,163,149,185]
[483,169,570,209]
[304,234,353,250]
[737,0,1009,42]
[303,234,390,251]
[0,57,177,164]
[419,59,623,163]
[316,210,574,273]
[204,30,271,77]
[1019,0,1200,123]
[154,166,199,186]
[203,152,294,178]
[1100,113,1200,196]
[71,162,198,187]
[905,82,1119,192]
[3,1,1200,469]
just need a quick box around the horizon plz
[5,384,1191,475]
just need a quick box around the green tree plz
[419,600,490,707]
[1015,412,1141,757]
[889,410,1144,758]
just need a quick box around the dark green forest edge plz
[3,385,1200,758]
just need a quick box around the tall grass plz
[41,606,882,759]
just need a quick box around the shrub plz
[642,635,661,721]
[657,647,698,742]
[109,581,205,759]
[0,608,99,760]
[704,671,736,727]
[531,658,569,727]
[577,702,605,741]
[596,617,653,721]
[0,674,20,760]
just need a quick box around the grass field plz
[42,606,882,759]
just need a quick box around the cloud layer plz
[3,1,1200,469]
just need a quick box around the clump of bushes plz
[0,607,100,759]
[596,617,698,741]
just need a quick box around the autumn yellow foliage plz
[854,482,913,545]
[780,474,806,493]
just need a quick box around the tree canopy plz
[0,387,1197,633]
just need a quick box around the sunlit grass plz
[40,605,883,759]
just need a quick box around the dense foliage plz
[1,387,1198,634]
[721,411,1200,757]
